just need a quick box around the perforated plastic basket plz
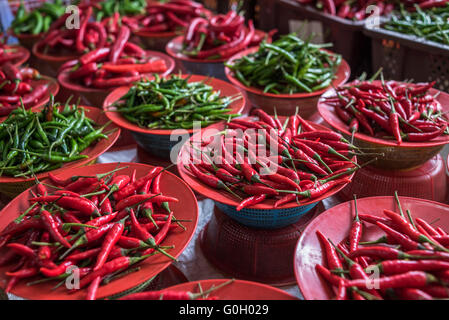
[258,0,370,75]
[364,26,449,92]
[215,200,319,229]
[199,203,323,286]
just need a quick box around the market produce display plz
[107,74,242,129]
[182,109,358,210]
[10,0,66,36]
[225,34,342,94]
[383,3,449,46]
[180,10,275,60]
[323,76,449,144]
[0,165,186,300]
[59,25,170,89]
[0,101,109,177]
[131,0,210,33]
[0,64,49,116]
[314,194,449,300]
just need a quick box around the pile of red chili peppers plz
[0,41,27,67]
[0,63,48,116]
[35,4,115,56]
[316,194,449,300]
[59,25,169,89]
[181,10,275,60]
[0,165,185,300]
[185,108,359,211]
[128,0,210,33]
[324,77,449,144]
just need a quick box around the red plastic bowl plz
[0,105,120,198]
[0,74,60,117]
[103,74,246,159]
[177,118,356,211]
[57,50,175,107]
[32,41,79,78]
[294,196,449,300]
[134,29,180,52]
[0,162,198,300]
[166,30,272,82]
[13,33,41,51]
[2,44,30,68]
[317,81,449,169]
[159,279,298,300]
[224,46,351,118]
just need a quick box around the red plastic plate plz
[0,105,120,184]
[317,81,449,148]
[103,74,246,135]
[177,117,356,210]
[224,46,351,99]
[294,196,449,300]
[160,279,298,300]
[0,162,199,300]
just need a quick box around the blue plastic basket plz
[131,131,191,160]
[215,200,319,229]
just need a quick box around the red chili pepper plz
[86,276,101,300]
[69,62,99,80]
[80,47,111,66]
[31,195,100,217]
[78,254,151,289]
[114,167,163,201]
[343,271,437,289]
[349,196,362,253]
[39,260,74,278]
[315,264,346,287]
[316,231,343,271]
[374,259,449,275]
[236,194,266,211]
[376,221,427,251]
[40,210,71,249]
[93,221,125,271]
[76,6,93,53]
[115,194,178,212]
[6,243,35,258]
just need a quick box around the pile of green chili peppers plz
[11,0,65,35]
[95,0,147,20]
[0,99,109,177]
[383,4,449,46]
[112,74,241,129]
[225,33,342,94]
